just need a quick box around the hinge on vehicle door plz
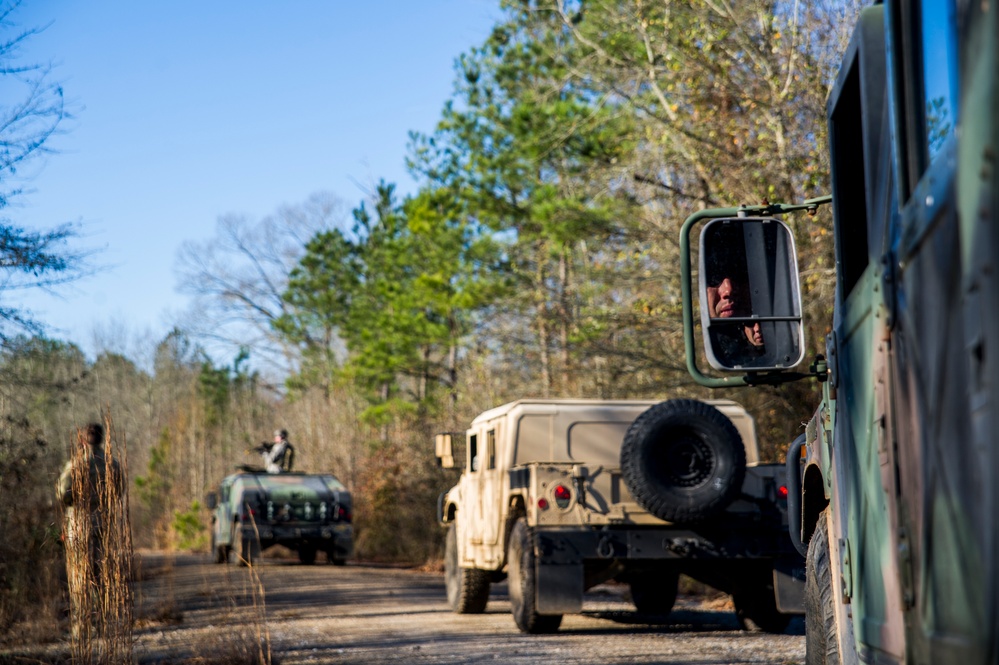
[840,537,853,602]
[897,527,915,608]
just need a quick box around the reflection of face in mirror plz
[699,218,805,371]
[706,277,763,347]
[702,225,768,367]
[705,273,765,362]
[706,277,738,318]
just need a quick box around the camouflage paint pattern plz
[806,2,996,662]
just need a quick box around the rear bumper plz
[244,522,353,556]
[534,525,797,564]
[530,525,804,615]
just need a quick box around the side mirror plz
[435,433,455,469]
[698,217,805,371]
[205,491,218,510]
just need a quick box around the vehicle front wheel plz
[806,510,841,664]
[507,518,562,633]
[444,523,490,613]
[210,530,227,564]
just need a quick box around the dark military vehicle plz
[206,470,353,566]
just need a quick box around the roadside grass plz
[65,415,134,664]
[132,518,276,665]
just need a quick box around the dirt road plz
[123,551,805,665]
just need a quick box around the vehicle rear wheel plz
[806,510,841,664]
[507,518,562,634]
[621,399,746,523]
[629,569,679,615]
[298,546,317,565]
[733,582,792,634]
[444,523,490,613]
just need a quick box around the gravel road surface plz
[2,552,804,664]
[130,552,804,665]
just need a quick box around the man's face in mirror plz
[707,275,764,350]
[707,277,738,318]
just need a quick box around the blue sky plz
[11,1,499,358]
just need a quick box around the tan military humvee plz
[435,397,803,634]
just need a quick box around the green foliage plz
[279,182,507,425]
[134,427,173,519]
[172,501,208,552]
[197,347,255,426]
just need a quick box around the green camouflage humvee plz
[679,3,998,663]
[206,470,353,566]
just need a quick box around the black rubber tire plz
[298,546,317,565]
[733,583,792,634]
[211,531,226,564]
[629,570,679,615]
[444,523,490,614]
[324,546,347,565]
[805,510,840,665]
[507,518,562,634]
[620,399,746,523]
[226,525,238,565]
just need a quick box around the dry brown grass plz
[130,526,275,664]
[64,412,134,664]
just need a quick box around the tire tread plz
[621,399,746,523]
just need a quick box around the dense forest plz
[0,0,861,637]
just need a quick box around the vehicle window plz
[486,429,496,470]
[469,433,479,472]
[918,0,958,164]
[829,58,870,299]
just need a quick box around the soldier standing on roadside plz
[56,422,124,635]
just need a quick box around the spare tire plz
[621,399,746,523]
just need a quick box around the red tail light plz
[537,498,549,510]
[337,505,352,523]
[553,484,572,509]
[778,485,789,499]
